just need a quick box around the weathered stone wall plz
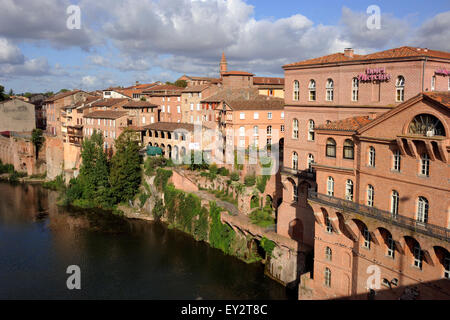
[0,99,36,132]
[45,135,64,180]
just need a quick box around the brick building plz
[301,91,449,300]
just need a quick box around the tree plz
[31,129,45,159]
[8,88,14,96]
[77,130,112,206]
[109,129,142,203]
[174,80,187,88]
[0,85,6,101]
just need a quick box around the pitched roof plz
[284,46,450,69]
[84,110,128,120]
[123,100,159,108]
[44,90,82,102]
[182,84,211,93]
[423,91,450,108]
[142,84,182,92]
[222,71,254,76]
[226,98,284,111]
[91,98,129,107]
[316,116,373,132]
[253,77,285,85]
[142,122,195,132]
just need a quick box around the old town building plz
[300,91,449,300]
[142,84,184,123]
[0,98,36,132]
[181,84,219,125]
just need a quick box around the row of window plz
[85,118,116,127]
[292,119,316,140]
[325,178,430,223]
[240,125,285,137]
[239,111,284,120]
[292,76,406,102]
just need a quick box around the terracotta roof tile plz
[223,71,254,76]
[123,100,159,108]
[423,91,450,108]
[316,116,373,131]
[284,46,450,68]
[84,110,128,120]
[142,122,195,132]
[44,90,82,102]
[91,98,129,107]
[182,84,211,92]
[253,77,285,85]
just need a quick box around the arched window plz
[413,243,423,269]
[367,185,374,207]
[267,125,272,136]
[368,146,375,167]
[363,226,371,249]
[293,80,299,101]
[345,179,353,201]
[327,176,334,196]
[325,247,332,261]
[307,154,314,172]
[343,139,354,159]
[396,76,405,102]
[409,114,445,137]
[308,80,316,101]
[292,152,298,170]
[420,153,430,176]
[292,119,299,139]
[326,138,336,157]
[352,77,359,101]
[324,268,331,287]
[391,190,399,218]
[417,196,428,223]
[393,150,401,171]
[326,79,334,101]
[308,120,315,141]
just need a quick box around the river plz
[0,182,294,299]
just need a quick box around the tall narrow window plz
[326,79,334,101]
[293,80,299,101]
[293,119,299,139]
[367,185,374,207]
[325,215,333,233]
[293,183,298,202]
[417,196,428,223]
[324,268,331,287]
[253,126,259,137]
[267,125,272,136]
[387,234,395,258]
[327,177,334,196]
[363,226,371,249]
[444,256,450,279]
[396,76,405,102]
[431,76,436,91]
[343,139,354,159]
[413,244,423,269]
[326,138,336,157]
[368,147,375,167]
[325,247,332,261]
[420,153,430,176]
[307,154,314,172]
[352,78,359,101]
[391,190,399,218]
[393,150,401,171]
[309,80,316,101]
[292,152,298,170]
[308,120,315,141]
[345,180,353,201]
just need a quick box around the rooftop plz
[283,46,450,69]
[182,84,211,93]
[44,90,82,103]
[316,116,373,131]
[253,77,284,85]
[91,98,129,107]
[123,100,159,108]
[423,91,450,108]
[142,122,195,132]
[85,110,128,120]
[222,71,254,76]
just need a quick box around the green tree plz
[77,130,112,206]
[31,129,45,159]
[109,129,142,203]
[174,80,187,88]
[0,85,6,101]
[8,88,14,96]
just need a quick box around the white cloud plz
[0,38,24,64]
[413,11,450,52]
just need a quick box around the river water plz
[0,182,293,299]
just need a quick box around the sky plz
[0,0,449,93]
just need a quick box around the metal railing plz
[308,191,450,242]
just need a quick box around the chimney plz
[344,48,354,58]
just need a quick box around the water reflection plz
[0,182,293,300]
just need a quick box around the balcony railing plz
[308,191,450,242]
[282,167,316,180]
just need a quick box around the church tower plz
[220,52,228,77]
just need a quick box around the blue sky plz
[0,0,449,94]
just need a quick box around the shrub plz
[249,208,275,228]
[244,174,256,186]
[230,171,240,181]
[139,192,149,208]
[260,236,276,257]
[43,175,65,191]
[218,167,229,176]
